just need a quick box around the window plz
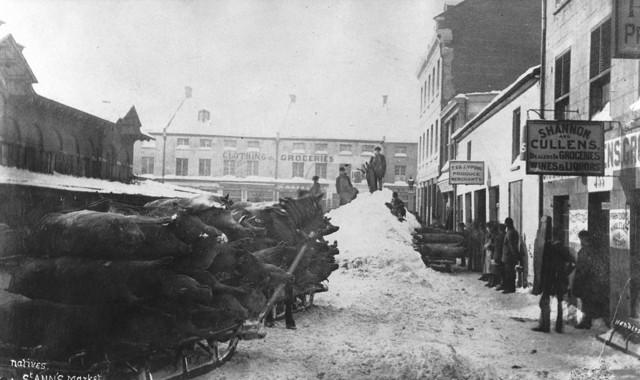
[199,159,211,176]
[141,157,154,175]
[223,160,235,176]
[423,80,427,110]
[431,67,435,101]
[428,75,432,102]
[435,120,439,153]
[361,144,374,154]
[394,165,406,176]
[315,163,327,179]
[177,138,189,147]
[223,139,236,148]
[467,141,472,160]
[442,122,449,163]
[512,107,521,161]
[589,18,612,118]
[420,87,424,114]
[422,132,426,160]
[200,139,212,148]
[418,136,422,163]
[426,129,430,157]
[292,162,304,177]
[248,140,260,150]
[293,142,305,152]
[339,144,352,153]
[176,158,188,176]
[554,50,571,120]
[247,160,259,176]
[198,109,210,122]
[430,124,434,155]
[436,59,441,92]
[315,143,328,152]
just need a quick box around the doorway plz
[588,191,610,320]
[509,180,523,234]
[489,186,499,223]
[474,189,487,226]
[553,195,570,245]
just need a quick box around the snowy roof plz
[0,166,207,198]
[451,65,540,141]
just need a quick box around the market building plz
[415,0,541,225]
[538,0,640,323]
[133,95,417,210]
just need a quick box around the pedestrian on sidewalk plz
[458,222,467,267]
[483,222,498,287]
[501,217,520,294]
[532,228,576,333]
[492,223,507,290]
[572,230,608,329]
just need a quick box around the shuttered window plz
[590,18,611,79]
[554,50,571,100]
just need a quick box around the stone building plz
[415,0,541,225]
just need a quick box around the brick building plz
[415,0,541,225]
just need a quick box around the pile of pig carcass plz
[0,193,340,364]
[412,226,465,272]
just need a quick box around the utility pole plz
[161,86,191,183]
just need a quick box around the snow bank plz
[326,189,428,283]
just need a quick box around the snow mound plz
[326,189,428,282]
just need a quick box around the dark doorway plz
[474,189,487,226]
[509,180,523,234]
[489,186,499,223]
[588,191,610,320]
[553,195,570,246]
[465,192,472,225]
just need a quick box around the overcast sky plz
[3,0,445,141]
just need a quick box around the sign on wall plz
[525,120,605,176]
[614,0,640,58]
[610,209,630,249]
[449,161,485,185]
[569,210,588,245]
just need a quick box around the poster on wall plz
[569,210,588,245]
[610,209,631,249]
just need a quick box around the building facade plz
[135,129,417,210]
[415,0,541,225]
[540,0,640,321]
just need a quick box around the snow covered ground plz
[208,189,640,380]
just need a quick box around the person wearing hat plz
[336,167,357,206]
[309,175,322,197]
[369,146,386,191]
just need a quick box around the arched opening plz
[1,119,22,167]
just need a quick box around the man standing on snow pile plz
[531,228,576,333]
[335,167,358,206]
[501,217,521,294]
[369,146,386,191]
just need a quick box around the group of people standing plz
[458,218,609,333]
[459,217,523,294]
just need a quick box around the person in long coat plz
[369,146,386,191]
[501,217,520,294]
[483,222,498,286]
[572,230,608,329]
[336,167,357,206]
[532,228,576,333]
[309,175,322,197]
[492,223,506,290]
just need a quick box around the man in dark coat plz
[572,230,608,329]
[309,175,322,197]
[336,167,357,206]
[387,191,406,220]
[532,228,576,333]
[369,146,386,191]
[501,217,520,294]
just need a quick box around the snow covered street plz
[207,190,640,380]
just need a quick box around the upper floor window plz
[467,141,472,161]
[315,143,328,152]
[177,138,189,147]
[293,142,306,152]
[198,109,210,122]
[248,140,260,150]
[223,139,237,149]
[554,50,571,120]
[315,163,327,179]
[435,120,439,153]
[420,86,424,115]
[292,162,304,177]
[339,144,352,154]
[223,160,236,176]
[361,144,375,155]
[200,139,212,148]
[436,59,441,93]
[247,160,259,176]
[431,67,436,101]
[141,157,154,175]
[589,18,612,119]
[512,107,521,162]
[199,159,211,176]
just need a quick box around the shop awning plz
[437,171,454,193]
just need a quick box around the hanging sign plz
[614,0,640,58]
[449,161,485,185]
[525,120,605,176]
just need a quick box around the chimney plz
[289,94,297,104]
[382,95,388,107]
[185,86,193,99]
